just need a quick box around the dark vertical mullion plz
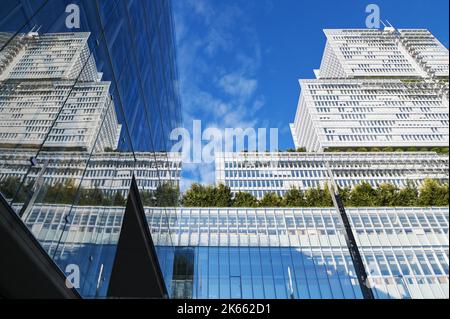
[332,190,375,299]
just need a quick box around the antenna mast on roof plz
[385,20,395,29]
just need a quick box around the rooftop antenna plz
[26,25,41,38]
[385,20,395,29]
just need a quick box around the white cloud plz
[218,73,258,100]
[181,163,216,191]
[251,96,265,113]
[174,0,265,186]
[205,28,234,56]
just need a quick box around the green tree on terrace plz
[0,176,22,199]
[443,183,450,206]
[112,191,127,206]
[338,186,351,206]
[376,183,400,207]
[322,184,334,207]
[282,187,307,207]
[432,147,449,154]
[348,182,377,207]
[304,187,321,207]
[232,192,258,207]
[154,182,180,207]
[43,182,65,204]
[182,183,216,207]
[78,187,106,206]
[44,179,80,205]
[181,183,233,207]
[259,192,283,207]
[140,190,156,206]
[304,185,333,207]
[16,181,33,203]
[417,179,438,206]
[418,179,449,207]
[396,182,419,207]
[286,148,307,152]
[212,184,233,207]
[64,179,79,203]
[0,176,34,203]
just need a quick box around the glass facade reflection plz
[22,205,449,299]
[0,0,182,297]
[0,0,182,152]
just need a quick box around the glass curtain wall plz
[0,0,182,298]
[18,204,449,299]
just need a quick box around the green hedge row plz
[0,177,179,207]
[182,179,449,208]
[2,177,448,208]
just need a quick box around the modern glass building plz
[1,2,448,301]
[0,0,182,152]
[22,205,449,299]
[0,0,183,298]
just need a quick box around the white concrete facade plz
[291,79,449,151]
[317,29,448,79]
[215,152,449,199]
[291,29,449,152]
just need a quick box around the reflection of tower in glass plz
[0,31,181,203]
[0,0,183,300]
[0,32,121,153]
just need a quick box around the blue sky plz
[173,0,449,189]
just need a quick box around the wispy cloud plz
[217,73,258,100]
[174,0,265,186]
[180,163,216,192]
